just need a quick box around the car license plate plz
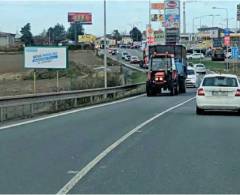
[212,91,228,96]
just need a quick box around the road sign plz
[224,36,230,46]
[231,47,239,59]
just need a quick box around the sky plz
[0,0,239,36]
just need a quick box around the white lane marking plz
[0,94,145,131]
[57,97,195,194]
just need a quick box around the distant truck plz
[145,45,187,96]
[211,47,225,61]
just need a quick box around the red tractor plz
[145,45,187,96]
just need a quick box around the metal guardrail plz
[0,83,146,122]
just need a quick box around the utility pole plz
[183,0,188,34]
[104,0,107,89]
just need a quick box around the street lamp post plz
[104,0,107,89]
[209,14,220,28]
[212,7,229,28]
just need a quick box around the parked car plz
[124,55,131,61]
[196,74,240,114]
[130,56,140,64]
[194,63,207,74]
[121,52,128,59]
[108,48,113,54]
[187,53,205,60]
[186,66,197,88]
[111,49,118,55]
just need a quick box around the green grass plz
[130,71,146,84]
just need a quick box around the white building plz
[121,35,133,45]
[0,32,15,47]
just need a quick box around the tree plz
[129,27,142,42]
[112,29,122,41]
[67,22,84,41]
[47,24,66,45]
[20,23,34,46]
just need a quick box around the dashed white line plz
[56,97,195,194]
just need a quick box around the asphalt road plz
[1,88,240,194]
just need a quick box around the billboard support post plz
[33,70,36,94]
[75,22,77,45]
[57,71,59,92]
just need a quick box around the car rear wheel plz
[196,107,204,115]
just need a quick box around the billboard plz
[24,47,67,69]
[151,14,164,22]
[68,12,92,24]
[164,0,180,44]
[78,34,96,43]
[151,3,164,10]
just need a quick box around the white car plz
[194,63,206,74]
[124,55,131,61]
[187,53,205,60]
[225,52,232,59]
[121,52,128,59]
[130,56,140,64]
[196,74,240,114]
[186,67,197,88]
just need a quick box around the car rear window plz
[196,64,204,67]
[187,70,195,75]
[202,77,238,87]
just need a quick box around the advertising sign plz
[146,25,155,45]
[224,36,231,46]
[164,14,180,22]
[231,47,239,59]
[154,30,165,44]
[164,0,180,45]
[24,47,67,69]
[151,3,164,10]
[165,8,180,15]
[78,34,96,43]
[164,0,180,9]
[151,14,164,22]
[68,12,92,24]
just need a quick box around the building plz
[95,36,116,48]
[121,35,133,45]
[197,27,224,40]
[0,32,16,47]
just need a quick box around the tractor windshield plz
[151,57,172,71]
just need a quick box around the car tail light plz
[197,88,205,96]
[235,89,240,96]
